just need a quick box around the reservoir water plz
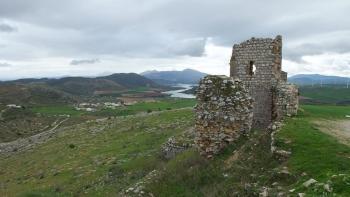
[163,84,196,99]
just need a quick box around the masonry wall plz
[276,83,299,117]
[195,75,253,158]
[229,36,287,129]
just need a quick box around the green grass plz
[276,105,350,195]
[29,98,196,118]
[300,105,350,119]
[299,85,350,104]
[2,102,350,196]
[126,98,195,111]
[91,98,195,117]
[30,105,83,117]
[126,86,151,93]
[0,109,194,196]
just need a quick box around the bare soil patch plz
[313,119,350,146]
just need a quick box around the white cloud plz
[284,53,350,77]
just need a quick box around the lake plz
[163,84,196,99]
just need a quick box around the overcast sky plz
[0,0,349,80]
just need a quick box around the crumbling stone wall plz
[276,83,299,117]
[229,36,298,128]
[194,75,253,158]
[281,71,288,82]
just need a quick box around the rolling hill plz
[0,73,166,104]
[141,69,207,85]
[98,73,160,89]
[0,73,163,100]
[0,84,75,105]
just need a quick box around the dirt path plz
[313,119,350,146]
[0,107,193,156]
[0,118,69,156]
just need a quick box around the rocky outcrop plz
[194,75,253,158]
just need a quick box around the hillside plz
[46,77,125,96]
[289,74,350,85]
[1,105,350,196]
[0,84,75,105]
[99,73,160,89]
[298,85,350,105]
[141,69,207,85]
[0,73,165,100]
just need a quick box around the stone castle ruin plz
[195,36,298,158]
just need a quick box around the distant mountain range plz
[2,71,349,106]
[141,69,349,86]
[0,73,162,105]
[288,74,350,85]
[141,69,207,85]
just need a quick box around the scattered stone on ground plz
[122,169,159,197]
[162,127,195,159]
[303,178,318,188]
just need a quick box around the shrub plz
[68,144,76,149]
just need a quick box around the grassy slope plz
[1,104,350,196]
[0,109,194,196]
[0,107,59,143]
[0,98,195,143]
[276,105,350,195]
[146,105,350,196]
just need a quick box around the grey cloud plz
[284,31,350,62]
[0,23,17,32]
[166,38,206,57]
[0,0,349,61]
[70,58,100,65]
[0,62,12,67]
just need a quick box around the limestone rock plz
[303,178,317,187]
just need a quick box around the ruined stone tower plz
[229,35,298,129]
[194,36,298,158]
